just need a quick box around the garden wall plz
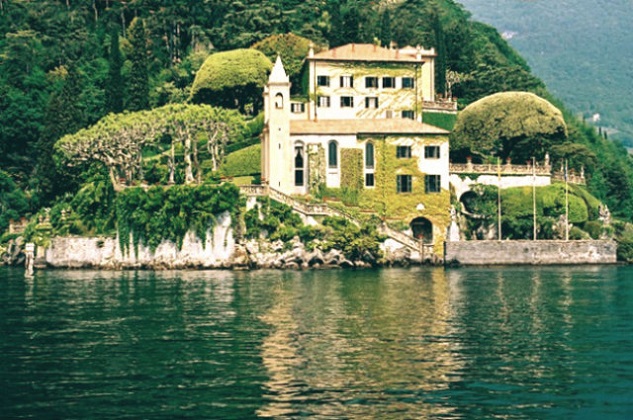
[45,212,235,269]
[445,240,617,265]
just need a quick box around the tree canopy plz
[55,104,245,188]
[450,92,568,162]
[190,49,272,115]
[252,33,323,95]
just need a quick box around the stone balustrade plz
[450,162,552,176]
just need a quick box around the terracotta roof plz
[309,43,435,63]
[290,119,449,136]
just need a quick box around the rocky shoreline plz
[1,234,426,271]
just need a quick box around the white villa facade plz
[261,43,457,251]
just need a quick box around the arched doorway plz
[411,217,433,244]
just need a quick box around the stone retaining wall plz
[445,240,617,265]
[45,212,235,269]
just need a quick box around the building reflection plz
[257,268,465,418]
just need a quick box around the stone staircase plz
[239,185,428,256]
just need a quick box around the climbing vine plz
[115,183,243,255]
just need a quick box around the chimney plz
[395,49,399,59]
[308,41,314,58]
[416,45,422,60]
[373,43,377,52]
[352,43,355,52]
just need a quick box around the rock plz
[339,259,354,268]
[231,244,250,268]
[324,249,343,265]
[307,249,325,266]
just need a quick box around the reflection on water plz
[1,266,632,419]
[257,268,463,418]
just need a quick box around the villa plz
[261,43,456,254]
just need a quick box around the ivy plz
[115,183,242,255]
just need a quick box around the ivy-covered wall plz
[311,61,429,119]
[340,148,364,191]
[307,143,325,196]
[321,135,451,255]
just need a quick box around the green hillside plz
[1,0,633,236]
[459,0,633,146]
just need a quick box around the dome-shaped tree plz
[450,91,567,163]
[190,49,273,115]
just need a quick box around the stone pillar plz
[25,243,35,277]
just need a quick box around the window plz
[396,146,412,158]
[317,75,330,87]
[317,96,331,108]
[365,143,374,168]
[425,175,441,193]
[424,145,440,159]
[274,93,283,109]
[402,77,415,88]
[340,96,354,108]
[328,141,338,168]
[294,146,304,186]
[340,75,354,88]
[397,175,412,193]
[291,102,305,113]
[385,110,393,119]
[365,76,378,88]
[365,97,379,109]
[402,110,415,119]
[365,173,375,187]
[382,77,395,88]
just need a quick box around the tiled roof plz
[290,119,449,136]
[309,43,435,63]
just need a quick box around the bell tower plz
[262,56,291,193]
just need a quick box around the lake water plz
[1,266,632,419]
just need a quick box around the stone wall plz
[445,240,617,265]
[45,212,235,269]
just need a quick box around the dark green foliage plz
[36,66,85,204]
[127,18,149,111]
[432,12,447,96]
[252,33,322,96]
[244,197,305,241]
[0,171,29,233]
[116,184,242,254]
[106,29,125,114]
[321,217,384,262]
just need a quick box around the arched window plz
[328,141,338,168]
[274,93,283,109]
[294,142,304,186]
[365,142,374,168]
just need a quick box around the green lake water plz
[1,266,632,419]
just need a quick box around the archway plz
[411,217,433,244]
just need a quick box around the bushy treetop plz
[190,49,272,97]
[450,91,567,162]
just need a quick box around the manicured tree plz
[432,11,447,96]
[450,91,568,162]
[127,17,149,111]
[379,7,392,47]
[55,104,245,187]
[106,29,124,114]
[252,33,321,95]
[190,49,273,115]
